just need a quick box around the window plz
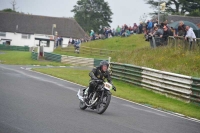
[0,32,6,37]
[22,34,31,39]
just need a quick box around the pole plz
[52,25,54,35]
[158,0,161,24]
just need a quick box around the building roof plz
[0,12,87,39]
[167,15,200,25]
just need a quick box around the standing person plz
[160,25,173,45]
[138,22,143,34]
[90,30,95,40]
[178,21,186,36]
[59,36,63,47]
[185,25,196,50]
[147,20,153,32]
[56,36,60,47]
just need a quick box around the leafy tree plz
[71,0,113,33]
[144,0,200,15]
[1,8,16,12]
[187,9,200,17]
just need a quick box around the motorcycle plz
[77,80,115,114]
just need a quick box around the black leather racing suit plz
[88,66,112,94]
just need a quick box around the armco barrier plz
[0,45,29,51]
[31,52,38,60]
[191,77,200,105]
[111,62,200,105]
[42,52,107,67]
[61,55,94,67]
[44,52,61,62]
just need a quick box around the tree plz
[71,0,113,33]
[1,8,16,12]
[144,0,200,15]
[11,0,17,11]
[187,9,200,17]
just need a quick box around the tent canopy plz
[168,21,199,30]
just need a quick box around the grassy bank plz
[0,51,67,66]
[55,34,200,77]
[33,67,200,119]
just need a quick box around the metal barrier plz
[31,52,38,60]
[0,45,29,51]
[111,62,200,105]
[44,52,62,62]
[168,36,200,51]
[61,46,117,57]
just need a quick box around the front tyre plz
[79,101,87,110]
[96,92,111,114]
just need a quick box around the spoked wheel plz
[96,93,111,114]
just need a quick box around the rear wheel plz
[96,92,111,114]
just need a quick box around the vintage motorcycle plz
[77,80,115,114]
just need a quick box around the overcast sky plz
[0,0,153,28]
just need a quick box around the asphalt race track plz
[0,64,199,133]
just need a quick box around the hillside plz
[55,35,200,77]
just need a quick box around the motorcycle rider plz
[86,61,116,97]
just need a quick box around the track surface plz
[0,64,199,133]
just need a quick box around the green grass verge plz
[54,47,106,60]
[0,51,68,66]
[33,67,200,120]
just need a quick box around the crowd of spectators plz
[89,22,144,40]
[67,19,197,51]
[144,20,196,47]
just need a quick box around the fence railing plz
[168,36,200,51]
[61,46,117,57]
[110,62,200,105]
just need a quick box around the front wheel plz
[96,92,111,114]
[79,101,87,110]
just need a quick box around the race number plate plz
[104,82,112,90]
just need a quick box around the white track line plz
[27,68,200,123]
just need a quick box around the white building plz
[0,12,87,52]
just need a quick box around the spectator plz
[178,21,186,36]
[146,20,150,29]
[129,26,133,34]
[170,27,176,36]
[90,30,95,40]
[138,22,143,34]
[112,28,116,36]
[68,37,72,45]
[160,25,173,44]
[185,25,196,50]
[147,20,153,32]
[116,26,121,36]
[59,36,63,47]
[71,38,75,45]
[133,23,138,34]
[120,26,125,36]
